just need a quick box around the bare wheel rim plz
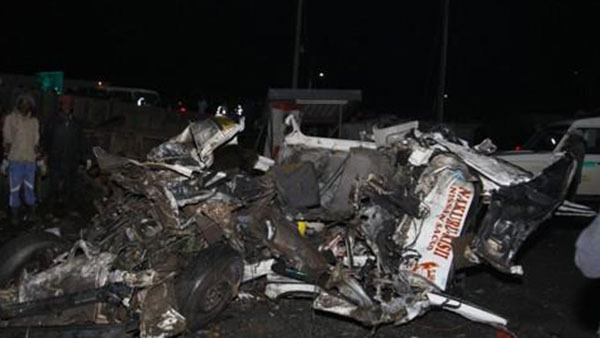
[201,281,229,312]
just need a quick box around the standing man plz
[561,129,586,200]
[2,93,40,225]
[575,211,600,336]
[197,96,208,115]
[45,94,87,217]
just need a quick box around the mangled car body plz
[0,110,595,336]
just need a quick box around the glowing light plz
[318,72,324,78]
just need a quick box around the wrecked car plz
[0,109,595,337]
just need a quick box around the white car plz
[497,116,600,196]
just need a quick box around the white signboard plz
[403,169,474,290]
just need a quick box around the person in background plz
[45,94,89,218]
[561,129,586,200]
[575,211,600,336]
[197,96,208,115]
[1,93,40,225]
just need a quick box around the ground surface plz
[0,200,598,338]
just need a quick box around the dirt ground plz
[0,195,598,338]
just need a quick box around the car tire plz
[175,244,243,332]
[0,232,68,286]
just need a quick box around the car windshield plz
[523,126,568,151]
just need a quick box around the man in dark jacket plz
[561,129,586,200]
[575,211,600,336]
[45,95,87,216]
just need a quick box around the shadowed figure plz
[45,95,88,217]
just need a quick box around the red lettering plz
[415,261,439,280]
[434,234,453,259]
[458,186,472,199]
[445,219,461,235]
[427,185,473,259]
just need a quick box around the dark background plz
[1,0,600,122]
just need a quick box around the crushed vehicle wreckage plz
[0,109,595,337]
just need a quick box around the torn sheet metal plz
[280,115,376,156]
[426,292,507,327]
[263,272,321,299]
[138,281,186,338]
[429,134,532,187]
[271,162,321,209]
[478,175,501,200]
[109,269,160,288]
[402,160,475,290]
[156,307,186,334]
[1,283,131,320]
[470,156,576,272]
[313,290,430,326]
[19,250,115,302]
[253,155,275,172]
[556,200,597,217]
[265,281,320,299]
[473,138,498,155]
[372,120,419,147]
[243,259,275,282]
[325,148,394,217]
[408,144,434,167]
[312,292,366,322]
[147,116,244,169]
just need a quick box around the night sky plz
[2,1,599,121]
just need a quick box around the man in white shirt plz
[2,93,40,225]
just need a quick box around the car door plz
[579,128,600,195]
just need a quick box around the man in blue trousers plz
[2,93,40,225]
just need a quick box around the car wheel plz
[0,232,68,286]
[175,244,243,332]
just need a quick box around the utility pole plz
[292,0,304,89]
[436,0,450,123]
